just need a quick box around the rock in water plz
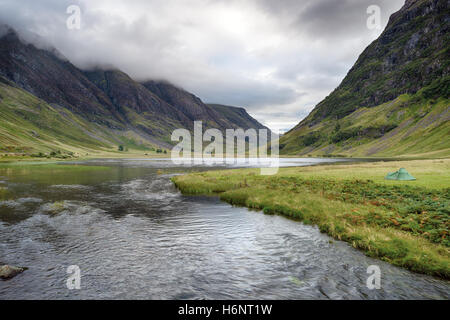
[0,265,27,280]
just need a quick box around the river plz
[0,158,448,299]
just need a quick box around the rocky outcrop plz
[0,265,27,280]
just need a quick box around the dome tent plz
[385,168,416,181]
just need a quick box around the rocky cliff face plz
[280,0,449,157]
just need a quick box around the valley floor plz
[172,159,450,279]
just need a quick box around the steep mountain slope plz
[83,70,191,141]
[142,80,229,129]
[280,0,449,157]
[0,27,268,155]
[0,76,117,155]
[0,29,122,128]
[207,104,269,130]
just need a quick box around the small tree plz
[334,121,341,133]
[118,145,124,151]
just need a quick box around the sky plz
[0,0,405,132]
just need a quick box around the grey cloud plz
[199,81,301,108]
[255,0,404,39]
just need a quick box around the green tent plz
[385,168,416,181]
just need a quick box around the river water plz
[0,158,448,299]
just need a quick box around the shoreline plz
[172,159,450,279]
[2,150,449,165]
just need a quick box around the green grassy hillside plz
[0,79,161,157]
[0,77,271,158]
[280,88,450,158]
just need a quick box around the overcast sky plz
[0,0,405,132]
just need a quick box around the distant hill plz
[0,27,268,155]
[280,0,449,158]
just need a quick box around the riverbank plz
[0,150,170,163]
[172,159,450,279]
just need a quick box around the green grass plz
[172,159,450,279]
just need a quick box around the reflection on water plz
[0,159,448,299]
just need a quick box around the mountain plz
[0,27,268,156]
[280,0,449,158]
[142,80,229,129]
[142,81,269,130]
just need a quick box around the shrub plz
[302,132,322,146]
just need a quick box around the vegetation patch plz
[172,160,450,279]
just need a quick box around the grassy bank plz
[172,159,450,279]
[0,149,170,163]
